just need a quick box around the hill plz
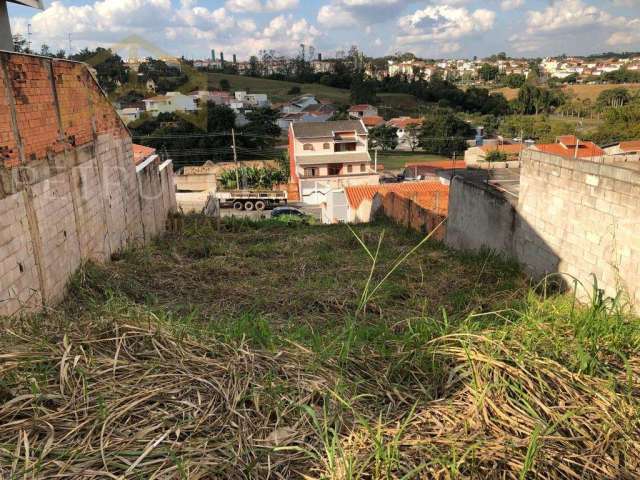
[1,216,638,478]
[494,83,640,101]
[181,71,351,103]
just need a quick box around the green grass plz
[374,151,453,171]
[179,72,350,103]
[1,216,639,479]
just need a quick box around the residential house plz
[348,104,378,119]
[288,120,380,205]
[117,107,143,125]
[387,117,422,145]
[235,91,270,107]
[604,140,640,156]
[363,116,385,128]
[277,103,337,130]
[343,181,449,223]
[282,94,319,114]
[531,135,604,160]
[143,92,197,116]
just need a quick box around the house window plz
[304,167,318,176]
[347,165,353,173]
[328,165,341,176]
[323,143,330,150]
[360,164,366,172]
[303,144,314,151]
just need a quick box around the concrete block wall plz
[519,150,640,306]
[446,151,640,309]
[0,52,176,316]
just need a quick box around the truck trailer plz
[215,190,288,211]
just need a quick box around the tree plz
[39,44,52,57]
[484,150,507,163]
[596,88,630,109]
[219,79,231,91]
[240,108,281,151]
[404,124,421,151]
[418,109,473,157]
[479,63,499,82]
[504,74,525,88]
[369,125,398,151]
[248,56,260,77]
[69,47,129,93]
[350,73,377,104]
[12,34,30,53]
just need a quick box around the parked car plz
[271,206,307,218]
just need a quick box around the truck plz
[215,190,288,211]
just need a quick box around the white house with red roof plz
[143,92,197,116]
[604,140,640,157]
[348,104,379,120]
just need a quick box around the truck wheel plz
[254,200,266,211]
[233,201,243,210]
[244,201,255,211]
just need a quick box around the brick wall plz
[0,53,176,316]
[374,191,447,241]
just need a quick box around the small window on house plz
[303,144,314,151]
[304,167,318,176]
[323,143,330,150]
[347,165,353,173]
[360,164,366,172]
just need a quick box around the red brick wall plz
[382,192,447,241]
[0,53,128,169]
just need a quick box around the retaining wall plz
[0,52,175,316]
[446,150,640,307]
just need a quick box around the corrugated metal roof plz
[292,120,367,138]
[344,181,449,209]
[297,152,371,165]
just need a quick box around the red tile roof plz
[533,141,604,158]
[133,144,157,165]
[557,134,579,146]
[618,140,640,152]
[345,181,449,209]
[349,104,375,112]
[363,115,385,127]
[387,117,422,129]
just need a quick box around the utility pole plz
[231,129,240,190]
[374,149,378,172]
[27,23,31,51]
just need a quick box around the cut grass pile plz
[1,216,639,479]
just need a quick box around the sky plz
[7,0,640,61]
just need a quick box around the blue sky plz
[8,0,640,60]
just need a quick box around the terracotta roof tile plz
[345,181,449,209]
[618,140,640,152]
[363,116,385,127]
[533,141,604,158]
[404,160,466,170]
[133,144,156,165]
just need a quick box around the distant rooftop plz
[292,120,366,138]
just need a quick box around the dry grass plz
[1,216,639,478]
[493,83,640,102]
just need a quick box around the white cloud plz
[317,0,407,28]
[317,4,357,28]
[225,0,298,13]
[500,0,524,11]
[510,0,637,53]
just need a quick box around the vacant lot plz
[1,217,639,479]
[494,83,640,101]
[376,151,452,171]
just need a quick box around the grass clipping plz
[1,314,638,479]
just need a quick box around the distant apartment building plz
[311,59,336,74]
[143,92,197,116]
[288,120,379,204]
